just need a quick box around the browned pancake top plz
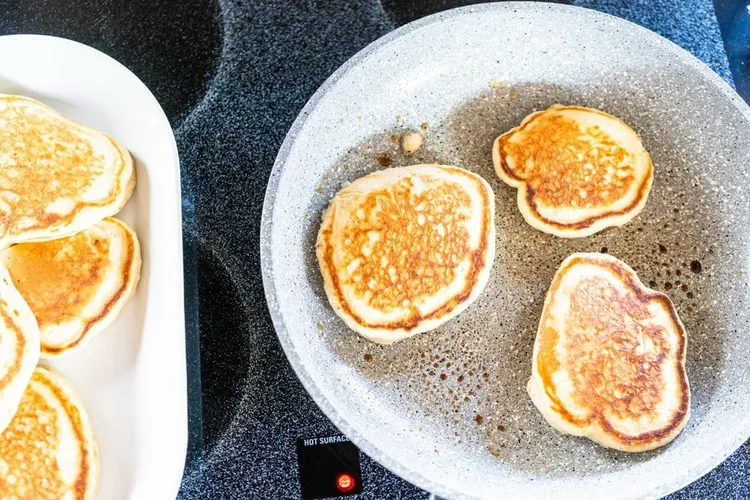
[341,176,471,311]
[7,231,110,325]
[0,297,25,390]
[0,368,90,499]
[5,219,137,354]
[321,168,491,331]
[499,111,634,208]
[537,256,688,445]
[545,277,669,420]
[0,96,126,239]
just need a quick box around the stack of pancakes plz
[0,95,142,498]
[317,104,689,452]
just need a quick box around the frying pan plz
[261,3,750,498]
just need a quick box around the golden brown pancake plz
[0,94,135,248]
[316,164,495,344]
[0,366,98,499]
[0,262,40,437]
[493,105,653,237]
[2,217,141,357]
[528,253,690,452]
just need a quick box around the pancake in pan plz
[0,263,40,436]
[3,217,141,358]
[528,253,690,452]
[0,94,135,248]
[493,105,652,238]
[317,164,495,344]
[0,365,98,499]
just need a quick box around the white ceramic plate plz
[0,35,186,499]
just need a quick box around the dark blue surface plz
[0,1,748,498]
[715,0,750,101]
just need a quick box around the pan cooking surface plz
[262,4,750,499]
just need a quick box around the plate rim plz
[260,2,750,498]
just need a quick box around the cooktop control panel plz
[297,434,363,499]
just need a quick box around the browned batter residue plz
[375,152,392,167]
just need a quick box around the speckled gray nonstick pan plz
[261,3,750,499]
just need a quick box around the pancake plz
[316,164,495,344]
[493,105,652,238]
[0,263,40,436]
[0,366,98,499]
[0,94,135,248]
[3,217,141,358]
[528,253,690,452]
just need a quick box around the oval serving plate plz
[262,3,750,499]
[0,35,187,499]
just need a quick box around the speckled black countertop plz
[1,1,748,498]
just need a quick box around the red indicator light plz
[336,473,355,492]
